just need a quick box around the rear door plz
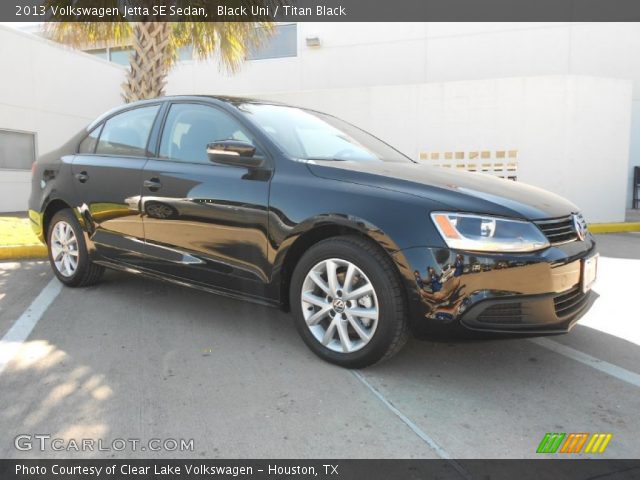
[139,101,273,298]
[72,104,161,264]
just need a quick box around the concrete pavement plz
[0,233,638,459]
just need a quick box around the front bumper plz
[395,235,598,334]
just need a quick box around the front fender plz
[267,159,450,304]
[271,211,406,272]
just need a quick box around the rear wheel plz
[290,236,409,368]
[47,209,104,287]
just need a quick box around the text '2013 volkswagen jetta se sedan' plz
[29,96,598,368]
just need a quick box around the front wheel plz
[290,236,409,368]
[47,209,104,287]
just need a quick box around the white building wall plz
[167,22,640,91]
[166,22,640,215]
[0,25,125,213]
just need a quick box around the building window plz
[85,48,109,61]
[85,46,134,66]
[247,23,297,60]
[109,46,135,66]
[85,45,194,64]
[0,129,36,170]
[84,24,297,66]
[177,45,193,61]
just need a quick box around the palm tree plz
[45,3,281,102]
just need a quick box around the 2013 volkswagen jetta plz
[29,96,598,368]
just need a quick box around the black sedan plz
[29,96,598,368]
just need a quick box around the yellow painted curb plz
[589,222,640,234]
[0,244,48,260]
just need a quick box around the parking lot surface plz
[0,233,638,459]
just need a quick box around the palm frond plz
[170,0,286,72]
[43,0,132,47]
[44,0,284,100]
[171,21,275,73]
[45,21,132,48]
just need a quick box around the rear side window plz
[159,103,259,164]
[96,105,160,157]
[78,125,102,154]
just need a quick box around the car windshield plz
[236,103,413,163]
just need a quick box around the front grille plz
[554,286,588,318]
[477,302,524,324]
[534,215,581,245]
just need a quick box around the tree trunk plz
[122,22,172,103]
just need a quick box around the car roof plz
[175,94,285,104]
[87,95,290,131]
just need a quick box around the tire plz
[290,235,409,368]
[47,209,104,287]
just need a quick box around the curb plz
[0,244,48,261]
[589,222,640,234]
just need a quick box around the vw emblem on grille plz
[573,214,587,241]
[332,298,346,313]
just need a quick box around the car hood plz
[306,160,578,220]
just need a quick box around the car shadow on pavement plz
[0,269,438,459]
[1,263,639,459]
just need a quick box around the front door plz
[139,102,272,299]
[72,104,160,265]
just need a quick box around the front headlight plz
[431,212,550,253]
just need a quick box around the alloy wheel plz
[50,221,79,277]
[301,258,379,353]
[146,203,175,219]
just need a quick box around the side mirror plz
[206,140,264,168]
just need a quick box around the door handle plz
[144,178,162,191]
[74,171,89,183]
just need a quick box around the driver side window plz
[159,103,258,164]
